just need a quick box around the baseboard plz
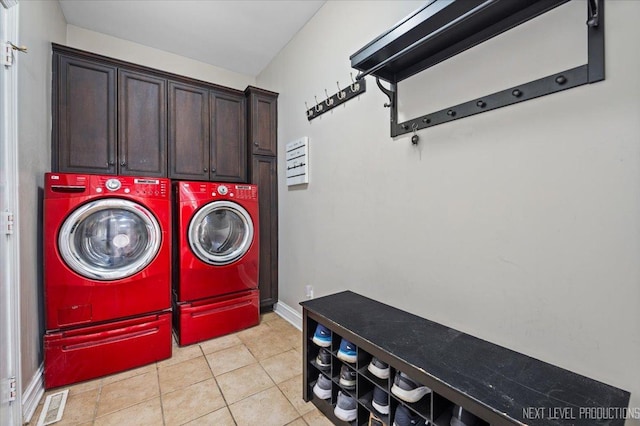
[274,300,302,331]
[22,363,44,423]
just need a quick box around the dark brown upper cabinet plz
[118,70,167,177]
[54,54,117,174]
[246,87,277,157]
[209,90,247,182]
[168,82,247,182]
[168,81,210,181]
[53,45,248,182]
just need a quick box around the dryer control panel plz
[183,182,258,201]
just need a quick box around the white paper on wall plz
[286,137,309,186]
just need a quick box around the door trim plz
[0,1,23,424]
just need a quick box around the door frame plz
[0,0,23,425]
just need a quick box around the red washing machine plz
[174,181,260,345]
[43,173,172,389]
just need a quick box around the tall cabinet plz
[246,87,279,310]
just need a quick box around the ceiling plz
[58,0,326,77]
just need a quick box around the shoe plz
[312,373,332,400]
[368,357,390,379]
[450,405,479,426]
[315,347,331,371]
[337,338,357,363]
[339,364,356,389]
[391,372,431,403]
[393,404,426,426]
[334,391,357,422]
[372,386,389,414]
[369,412,386,426]
[312,324,331,347]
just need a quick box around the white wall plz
[258,0,640,420]
[18,0,67,398]
[66,25,255,90]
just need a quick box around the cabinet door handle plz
[107,161,115,166]
[120,161,126,167]
[211,167,216,173]
[254,141,259,147]
[203,168,208,172]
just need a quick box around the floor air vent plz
[36,389,68,426]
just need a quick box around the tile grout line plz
[200,343,238,426]
[274,382,307,426]
[156,362,166,426]
[92,379,103,425]
[91,368,162,422]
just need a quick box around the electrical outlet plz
[305,285,313,299]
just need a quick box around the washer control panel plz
[95,176,169,198]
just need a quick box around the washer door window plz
[59,199,162,280]
[188,200,254,266]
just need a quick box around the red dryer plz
[174,181,260,345]
[43,173,172,388]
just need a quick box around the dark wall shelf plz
[349,0,604,137]
[301,291,629,426]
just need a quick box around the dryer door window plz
[188,200,254,266]
[58,199,162,280]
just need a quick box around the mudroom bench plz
[301,291,629,426]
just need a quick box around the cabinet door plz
[54,54,116,174]
[246,88,278,156]
[252,155,278,309]
[210,90,247,182]
[168,81,210,180]
[118,70,167,177]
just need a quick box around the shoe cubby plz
[302,291,630,426]
[389,367,431,420]
[432,393,490,426]
[357,379,391,426]
[357,351,389,390]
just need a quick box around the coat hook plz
[305,102,313,117]
[324,89,334,106]
[336,81,346,100]
[350,73,360,93]
[411,123,419,145]
[314,96,323,112]
[8,41,28,53]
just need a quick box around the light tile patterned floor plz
[28,312,333,426]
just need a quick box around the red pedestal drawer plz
[175,290,259,346]
[44,312,172,389]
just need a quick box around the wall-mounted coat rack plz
[306,76,366,121]
[350,0,604,138]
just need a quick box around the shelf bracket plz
[587,0,599,27]
[375,77,398,125]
